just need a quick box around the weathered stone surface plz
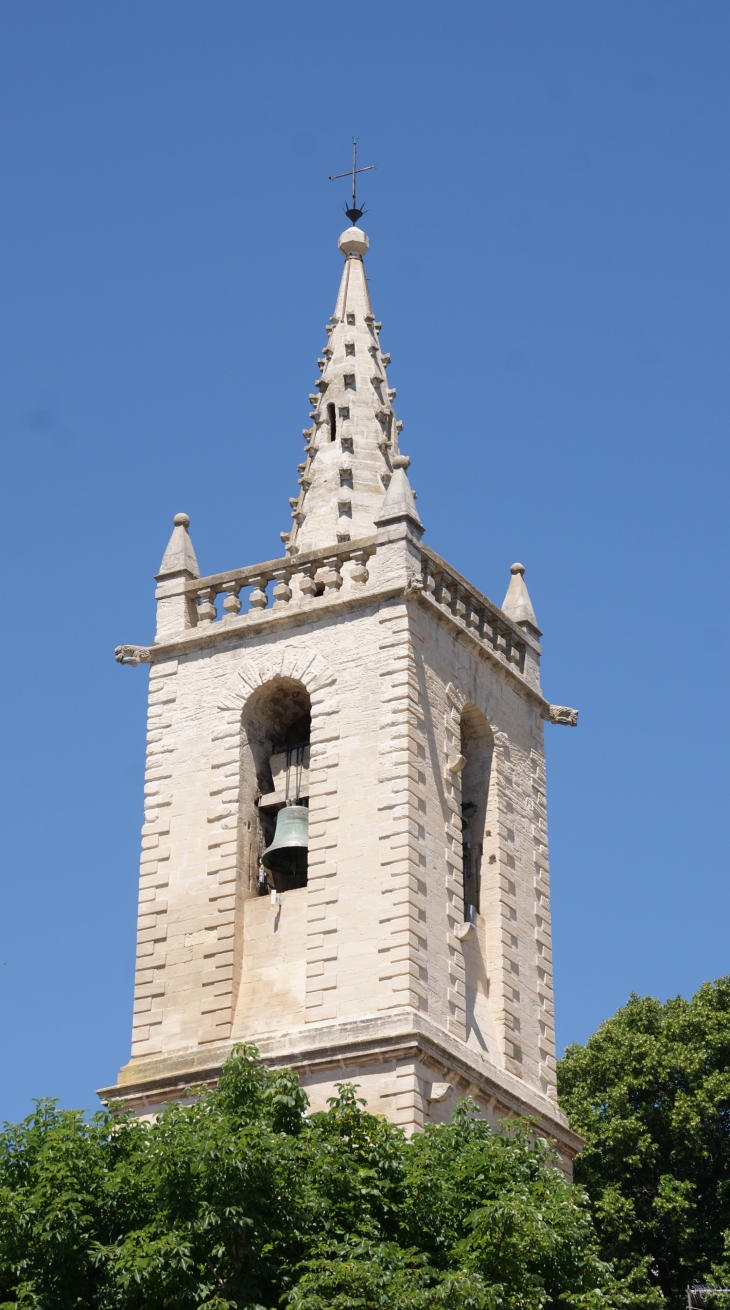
[115,645,152,665]
[544,705,579,726]
[104,227,580,1171]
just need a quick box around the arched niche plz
[216,645,336,902]
[459,702,495,922]
[241,677,311,894]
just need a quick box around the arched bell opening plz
[459,703,499,1058]
[459,704,494,924]
[241,678,311,895]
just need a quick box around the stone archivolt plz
[217,647,336,713]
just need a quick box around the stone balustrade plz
[180,538,534,681]
[419,545,533,673]
[184,536,377,627]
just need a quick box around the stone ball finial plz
[510,562,525,575]
[392,454,411,470]
[338,226,369,256]
[174,512,190,528]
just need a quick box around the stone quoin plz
[100,222,581,1170]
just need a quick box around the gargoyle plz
[543,704,579,727]
[115,645,153,666]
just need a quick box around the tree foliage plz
[557,977,730,1310]
[0,1044,619,1310]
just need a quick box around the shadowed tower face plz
[104,221,581,1171]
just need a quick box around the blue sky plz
[0,1,728,1123]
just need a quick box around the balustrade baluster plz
[349,550,369,585]
[464,601,481,631]
[322,556,343,593]
[449,584,466,621]
[248,575,269,610]
[196,587,217,624]
[222,581,242,618]
[272,568,293,606]
[433,576,451,607]
[298,563,318,598]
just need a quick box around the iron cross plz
[329,138,377,224]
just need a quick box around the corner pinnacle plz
[157,512,200,579]
[501,562,540,633]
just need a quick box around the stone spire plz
[501,562,540,634]
[283,226,406,554]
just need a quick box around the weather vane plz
[329,138,377,224]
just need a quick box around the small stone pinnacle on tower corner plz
[501,562,540,633]
[157,511,200,579]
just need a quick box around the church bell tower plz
[101,221,581,1168]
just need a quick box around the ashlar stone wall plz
[126,577,556,1126]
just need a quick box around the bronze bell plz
[261,803,309,892]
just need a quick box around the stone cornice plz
[99,1009,583,1156]
[123,605,564,730]
[121,581,555,716]
[122,536,578,720]
[132,580,406,661]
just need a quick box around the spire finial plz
[338,227,369,256]
[329,138,377,225]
